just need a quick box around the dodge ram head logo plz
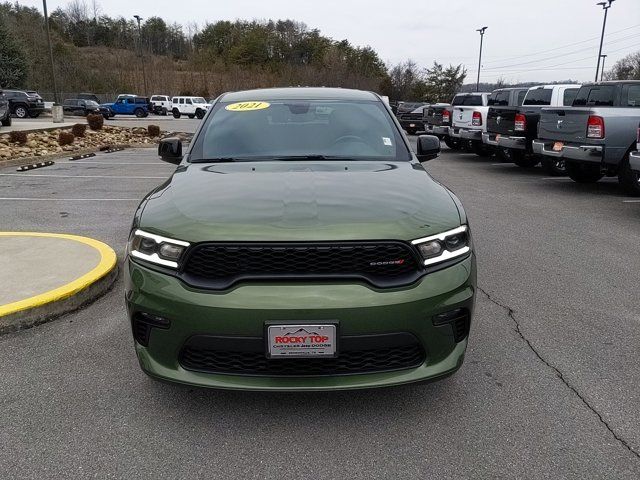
[556,120,563,129]
[496,116,502,125]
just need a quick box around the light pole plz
[476,27,488,92]
[600,54,607,81]
[42,0,58,103]
[595,0,615,82]
[133,15,148,96]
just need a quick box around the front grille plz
[400,113,423,121]
[181,242,422,289]
[179,333,426,377]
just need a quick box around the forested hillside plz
[0,2,389,98]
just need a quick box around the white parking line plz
[0,173,167,179]
[541,177,571,181]
[65,162,171,165]
[622,199,640,203]
[0,197,140,201]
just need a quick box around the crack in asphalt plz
[478,286,640,461]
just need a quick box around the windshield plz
[189,99,410,162]
[193,97,206,104]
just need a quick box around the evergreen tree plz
[0,18,27,88]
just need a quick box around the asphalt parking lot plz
[1,133,639,479]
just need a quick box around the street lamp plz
[133,15,148,96]
[600,54,608,81]
[476,27,488,92]
[42,0,58,104]
[595,0,615,82]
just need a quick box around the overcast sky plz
[17,0,640,83]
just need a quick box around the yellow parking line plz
[0,232,117,317]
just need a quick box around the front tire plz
[13,105,28,118]
[541,158,567,176]
[195,109,205,119]
[566,162,604,183]
[172,109,181,119]
[406,127,417,135]
[618,153,640,196]
[134,108,145,118]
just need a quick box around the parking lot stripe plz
[0,197,140,201]
[622,199,640,203]
[65,162,171,165]
[0,173,167,179]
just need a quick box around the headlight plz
[127,229,190,269]
[411,225,471,266]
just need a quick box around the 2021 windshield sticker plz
[225,101,271,112]
[382,137,393,146]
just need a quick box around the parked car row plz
[416,80,640,195]
[0,89,45,119]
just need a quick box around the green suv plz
[125,88,476,391]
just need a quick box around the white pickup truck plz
[448,92,492,156]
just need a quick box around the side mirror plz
[416,135,441,161]
[158,137,183,165]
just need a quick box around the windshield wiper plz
[190,157,246,163]
[270,155,357,161]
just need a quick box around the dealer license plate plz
[553,141,564,152]
[267,324,336,358]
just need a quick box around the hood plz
[101,102,114,108]
[139,160,462,243]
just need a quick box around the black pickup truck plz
[482,84,580,174]
[423,103,458,149]
[482,88,528,162]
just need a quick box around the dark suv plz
[0,93,11,128]
[0,89,45,118]
[63,99,112,118]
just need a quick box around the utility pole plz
[42,0,58,103]
[595,0,615,82]
[133,15,148,96]
[476,27,488,92]
[600,54,607,81]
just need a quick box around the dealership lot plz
[0,136,639,478]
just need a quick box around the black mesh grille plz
[179,333,426,377]
[132,318,152,346]
[180,242,422,289]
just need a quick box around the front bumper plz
[532,140,603,164]
[630,151,640,173]
[125,255,476,391]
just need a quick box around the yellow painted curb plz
[0,232,117,318]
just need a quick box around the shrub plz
[147,124,160,137]
[72,123,87,137]
[58,131,75,146]
[9,130,27,144]
[87,113,104,130]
